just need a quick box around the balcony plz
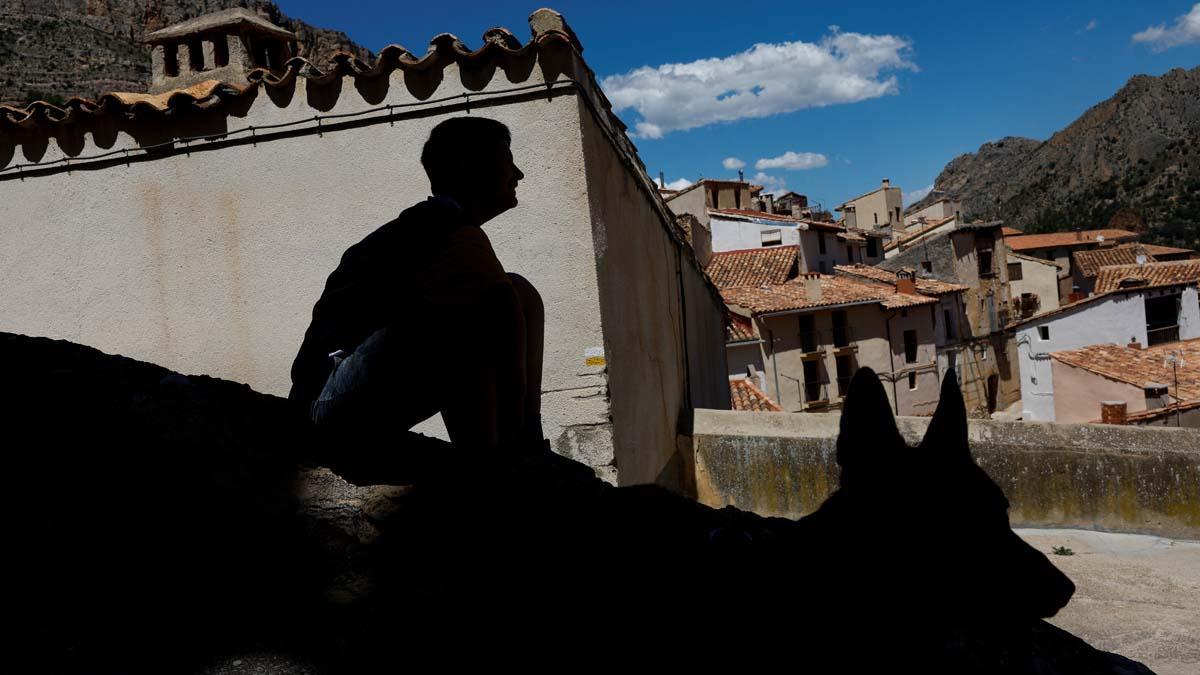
[1147,324,1180,347]
[802,381,830,409]
[798,331,824,359]
[831,326,857,354]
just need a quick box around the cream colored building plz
[836,178,904,231]
[0,10,728,487]
[1006,250,1061,319]
[905,196,962,226]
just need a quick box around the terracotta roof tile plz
[709,209,846,232]
[0,10,583,132]
[722,274,937,315]
[1051,338,1200,403]
[706,246,799,289]
[726,314,759,343]
[1006,229,1138,251]
[1001,227,1024,237]
[1073,245,1157,279]
[1093,260,1200,294]
[730,378,783,412]
[834,263,968,296]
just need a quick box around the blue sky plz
[278,1,1200,210]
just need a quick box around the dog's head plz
[823,367,1075,620]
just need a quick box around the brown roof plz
[730,378,783,412]
[1122,398,1200,423]
[0,10,584,133]
[709,209,845,232]
[834,263,968,295]
[1073,245,1157,279]
[1001,227,1024,237]
[1006,229,1138,251]
[1005,249,1060,266]
[722,274,937,315]
[706,246,799,289]
[726,314,759,343]
[884,216,955,251]
[1051,338,1200,403]
[1141,244,1195,258]
[1093,260,1200,294]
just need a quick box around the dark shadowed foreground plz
[0,333,1157,673]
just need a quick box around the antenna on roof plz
[738,169,745,182]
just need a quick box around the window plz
[846,244,852,261]
[836,355,854,397]
[978,247,994,277]
[908,372,917,390]
[1008,262,1023,281]
[903,330,918,363]
[734,188,741,210]
[1145,293,1182,346]
[874,212,879,225]
[818,232,826,254]
[819,260,827,273]
[832,310,850,347]
[213,37,229,67]
[799,314,817,352]
[921,261,932,274]
[895,206,901,223]
[944,309,955,340]
[761,230,782,247]
[1038,326,1050,341]
[867,238,878,258]
[188,38,204,72]
[163,43,179,77]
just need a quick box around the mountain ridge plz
[914,66,1200,249]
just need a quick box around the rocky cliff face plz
[917,66,1200,249]
[0,0,371,105]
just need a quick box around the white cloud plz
[752,172,786,193]
[755,151,829,171]
[601,30,917,138]
[1133,3,1200,50]
[1084,19,1097,31]
[722,157,746,170]
[904,183,934,207]
[662,178,693,191]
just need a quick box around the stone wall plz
[692,409,1200,540]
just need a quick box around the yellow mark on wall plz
[585,346,605,367]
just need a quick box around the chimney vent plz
[1128,339,1142,350]
[882,178,891,188]
[1100,401,1128,425]
[1143,383,1170,410]
[803,274,822,302]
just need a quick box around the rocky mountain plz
[0,0,371,106]
[915,66,1200,249]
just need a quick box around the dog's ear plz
[837,367,904,472]
[920,368,970,458]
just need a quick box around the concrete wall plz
[753,303,939,415]
[577,97,728,487]
[1052,361,1147,424]
[726,342,765,383]
[691,409,1200,540]
[1009,254,1061,314]
[1015,286,1200,421]
[0,39,720,483]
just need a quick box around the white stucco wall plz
[2,41,707,477]
[710,215,804,252]
[1017,285,1200,422]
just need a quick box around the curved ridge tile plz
[483,27,522,50]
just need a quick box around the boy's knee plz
[507,273,544,322]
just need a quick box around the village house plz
[1005,229,1139,302]
[668,181,886,270]
[1049,338,1200,427]
[878,221,1018,414]
[1071,244,1157,297]
[1009,265,1200,422]
[905,192,963,227]
[883,214,958,259]
[1006,250,1061,319]
[835,178,904,232]
[707,246,949,415]
[0,9,730,487]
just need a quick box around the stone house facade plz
[880,221,1018,414]
[0,10,729,487]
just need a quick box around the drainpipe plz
[768,327,782,404]
[883,310,900,415]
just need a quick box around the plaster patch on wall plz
[584,346,605,366]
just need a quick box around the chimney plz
[882,178,891,189]
[762,193,775,213]
[1100,401,1128,425]
[1128,339,1142,350]
[1143,383,1170,410]
[803,273,822,302]
[895,268,917,295]
[791,203,802,217]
